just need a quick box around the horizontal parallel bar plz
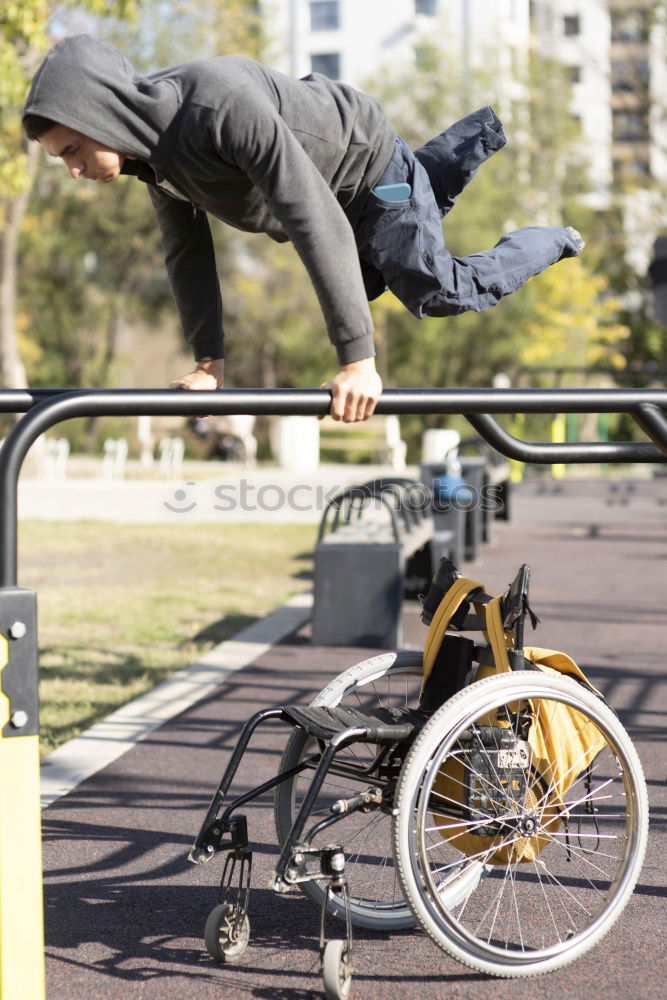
[1,386,667,415]
[0,388,665,588]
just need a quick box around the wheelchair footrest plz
[281,704,424,745]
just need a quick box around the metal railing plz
[0,384,665,1000]
[0,387,665,587]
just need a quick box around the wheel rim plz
[206,904,249,962]
[402,675,646,971]
[219,912,249,957]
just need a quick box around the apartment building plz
[609,1,667,184]
[530,1,613,206]
[262,1,530,96]
[263,1,666,198]
[532,1,666,190]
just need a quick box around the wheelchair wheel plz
[274,650,422,930]
[204,903,250,964]
[393,670,648,977]
[322,939,352,1000]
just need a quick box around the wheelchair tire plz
[204,903,250,964]
[322,939,352,1000]
[393,670,649,977]
[274,650,423,931]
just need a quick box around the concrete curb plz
[40,592,313,808]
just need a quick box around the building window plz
[310,1,340,32]
[563,15,580,36]
[613,110,649,143]
[531,2,555,33]
[613,158,650,182]
[311,52,340,78]
[612,58,650,92]
[569,65,581,83]
[612,12,649,44]
[416,0,438,15]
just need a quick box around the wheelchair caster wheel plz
[204,902,250,964]
[322,939,352,1000]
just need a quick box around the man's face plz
[39,124,125,182]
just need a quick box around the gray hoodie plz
[23,35,397,363]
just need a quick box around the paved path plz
[19,463,408,523]
[41,479,667,999]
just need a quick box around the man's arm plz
[215,91,383,418]
[148,186,225,388]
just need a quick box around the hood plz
[22,34,182,166]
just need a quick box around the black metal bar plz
[271,725,370,888]
[218,754,321,826]
[633,403,667,452]
[466,412,665,463]
[0,389,71,413]
[1,386,667,414]
[1,387,666,588]
[189,706,284,863]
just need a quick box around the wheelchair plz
[189,558,648,998]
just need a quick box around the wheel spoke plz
[393,671,647,973]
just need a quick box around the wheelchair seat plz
[281,704,424,745]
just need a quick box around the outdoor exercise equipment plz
[0,386,665,999]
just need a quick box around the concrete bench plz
[312,478,454,648]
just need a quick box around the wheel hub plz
[518,813,538,836]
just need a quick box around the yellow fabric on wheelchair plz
[425,578,607,864]
[422,576,484,687]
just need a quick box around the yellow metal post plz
[550,414,567,480]
[0,609,45,1000]
[507,415,525,484]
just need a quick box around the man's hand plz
[320,357,383,422]
[170,358,224,390]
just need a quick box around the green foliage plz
[3,1,266,392]
[3,8,662,402]
[362,43,606,392]
[353,41,640,455]
[219,234,331,390]
[108,0,265,70]
[18,169,169,387]
[0,1,141,199]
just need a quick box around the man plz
[23,34,583,422]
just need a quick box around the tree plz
[18,167,170,388]
[0,1,140,390]
[2,0,265,401]
[348,38,640,453]
[360,41,598,390]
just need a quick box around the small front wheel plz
[204,903,250,964]
[322,938,352,1000]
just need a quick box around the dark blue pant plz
[355,108,582,317]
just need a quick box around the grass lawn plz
[18,521,316,754]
